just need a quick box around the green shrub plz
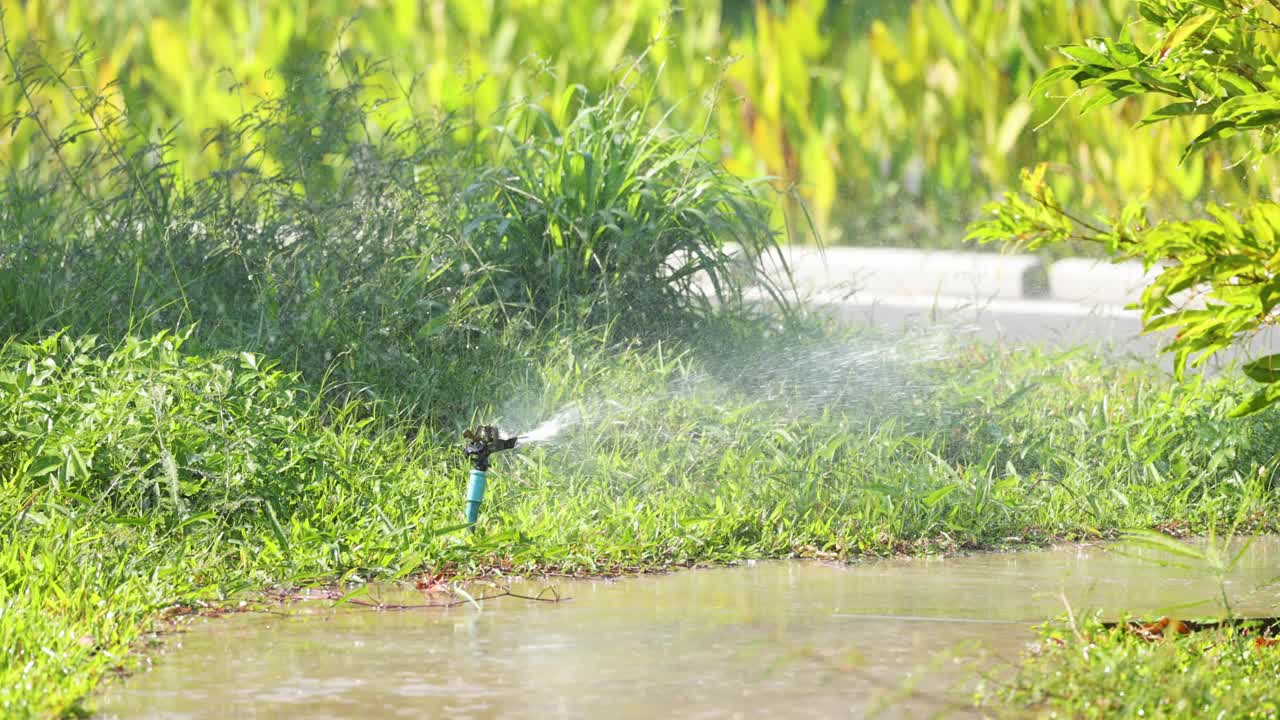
[970,1,1280,413]
[0,46,778,416]
[458,85,776,325]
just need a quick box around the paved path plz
[750,246,1280,365]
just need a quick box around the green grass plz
[4,326,1280,717]
[980,531,1280,718]
[984,622,1280,718]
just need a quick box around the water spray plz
[461,425,518,527]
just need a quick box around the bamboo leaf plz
[1137,101,1207,127]
[1158,12,1214,63]
[1230,381,1280,416]
[1059,44,1114,67]
[1243,354,1280,384]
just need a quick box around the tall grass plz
[460,84,775,323]
[0,42,778,415]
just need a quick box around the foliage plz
[969,0,1280,414]
[0,42,776,415]
[3,5,1279,717]
[2,0,1274,247]
[0,332,445,718]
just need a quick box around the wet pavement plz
[97,538,1280,719]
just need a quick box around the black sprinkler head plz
[462,425,518,471]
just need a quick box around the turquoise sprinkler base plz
[465,469,488,525]
[461,425,517,528]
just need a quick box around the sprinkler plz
[461,425,518,527]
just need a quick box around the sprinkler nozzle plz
[461,426,517,528]
[462,425,518,472]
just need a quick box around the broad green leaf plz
[1059,44,1114,67]
[264,500,291,555]
[1157,12,1214,62]
[1215,93,1280,122]
[1216,71,1260,96]
[1137,101,1207,127]
[1079,86,1135,115]
[1029,63,1085,97]
[26,455,63,480]
[1102,40,1143,66]
[1181,120,1237,162]
[1230,381,1280,416]
[923,484,958,508]
[1243,354,1280,383]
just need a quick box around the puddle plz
[96,539,1280,719]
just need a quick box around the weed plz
[984,620,1280,718]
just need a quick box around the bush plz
[459,85,775,325]
[970,0,1280,414]
[0,47,779,416]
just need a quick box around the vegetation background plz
[5,1,1280,717]
[5,0,1277,247]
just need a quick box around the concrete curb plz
[1047,258,1153,306]
[760,247,1043,300]
[753,247,1147,306]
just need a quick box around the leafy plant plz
[969,0,1280,414]
[459,82,780,326]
